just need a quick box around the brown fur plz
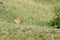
[13,17,21,24]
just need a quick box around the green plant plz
[48,5,60,28]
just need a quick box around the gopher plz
[13,17,21,24]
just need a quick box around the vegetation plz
[48,4,60,28]
[0,0,60,40]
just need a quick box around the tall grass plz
[0,0,60,40]
[0,0,54,26]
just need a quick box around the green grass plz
[0,22,60,40]
[0,0,60,40]
[0,0,54,25]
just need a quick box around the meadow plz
[0,0,60,40]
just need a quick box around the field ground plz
[0,0,60,40]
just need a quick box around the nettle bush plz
[48,5,60,28]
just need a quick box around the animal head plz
[13,17,21,24]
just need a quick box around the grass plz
[0,0,60,40]
[0,0,54,24]
[0,22,60,40]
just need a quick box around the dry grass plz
[0,0,60,40]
